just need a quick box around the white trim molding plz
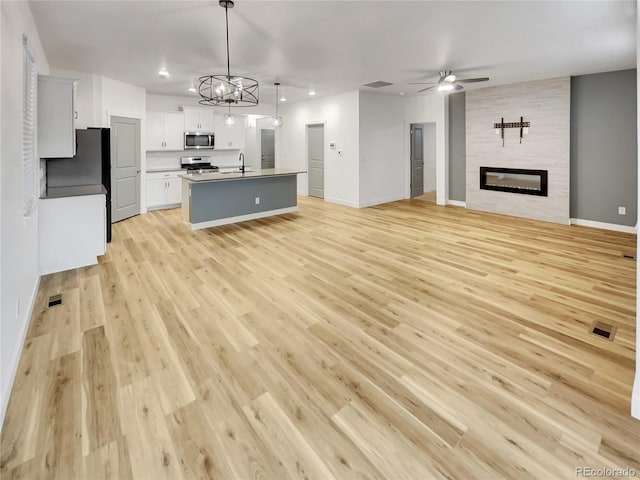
[632,374,640,420]
[185,206,298,230]
[447,200,466,208]
[324,197,359,208]
[570,218,637,234]
[1,276,40,428]
[359,195,404,208]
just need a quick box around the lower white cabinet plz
[146,171,182,209]
[39,194,106,275]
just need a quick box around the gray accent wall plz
[188,175,297,224]
[448,92,466,201]
[570,69,637,226]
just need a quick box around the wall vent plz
[362,81,393,88]
[48,294,62,307]
[590,321,616,341]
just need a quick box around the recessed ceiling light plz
[188,86,196,93]
[158,68,170,78]
[308,90,316,96]
[399,92,405,96]
[280,96,287,102]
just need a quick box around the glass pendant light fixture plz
[272,82,282,128]
[224,104,236,126]
[198,0,259,108]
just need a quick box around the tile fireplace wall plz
[465,77,570,224]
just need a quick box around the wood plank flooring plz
[1,196,639,479]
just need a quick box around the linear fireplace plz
[480,167,548,196]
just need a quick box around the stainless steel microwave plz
[184,131,214,150]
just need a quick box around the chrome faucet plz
[239,152,245,173]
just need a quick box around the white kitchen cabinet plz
[146,170,183,209]
[183,106,215,132]
[145,112,184,151]
[38,75,76,158]
[214,113,245,150]
[39,194,106,274]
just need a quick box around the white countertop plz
[181,168,306,183]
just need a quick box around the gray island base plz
[181,168,305,230]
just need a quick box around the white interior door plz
[307,124,324,198]
[111,116,141,222]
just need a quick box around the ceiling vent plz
[363,81,393,88]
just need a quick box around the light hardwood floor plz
[1,196,639,479]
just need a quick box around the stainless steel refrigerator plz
[46,128,112,242]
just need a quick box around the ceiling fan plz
[410,70,490,93]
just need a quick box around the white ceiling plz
[29,1,637,105]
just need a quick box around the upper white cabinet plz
[146,112,184,151]
[214,114,245,150]
[183,106,215,132]
[38,75,76,158]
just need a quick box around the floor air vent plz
[48,294,62,307]
[590,321,616,341]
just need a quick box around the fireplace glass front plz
[479,167,548,196]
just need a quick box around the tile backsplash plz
[146,149,250,171]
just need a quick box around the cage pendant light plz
[272,82,282,128]
[198,0,259,107]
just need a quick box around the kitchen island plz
[181,168,305,230]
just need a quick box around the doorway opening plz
[410,122,437,202]
[110,115,141,222]
[307,123,325,199]
[260,128,275,169]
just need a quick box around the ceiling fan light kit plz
[198,0,259,108]
[413,69,489,94]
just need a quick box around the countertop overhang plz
[41,184,107,199]
[181,168,306,183]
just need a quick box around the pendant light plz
[272,82,282,128]
[224,104,236,126]
[198,0,259,108]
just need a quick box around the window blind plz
[23,35,37,217]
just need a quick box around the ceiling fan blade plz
[409,82,436,85]
[417,86,436,93]
[454,84,464,91]
[457,77,490,83]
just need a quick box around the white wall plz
[279,91,360,206]
[632,0,639,421]
[1,0,50,428]
[465,77,571,224]
[423,123,437,192]
[359,91,406,207]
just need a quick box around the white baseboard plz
[570,218,637,234]
[358,195,404,208]
[324,197,359,208]
[447,200,466,207]
[186,206,298,230]
[632,373,640,420]
[1,275,41,430]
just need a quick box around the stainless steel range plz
[181,156,219,175]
